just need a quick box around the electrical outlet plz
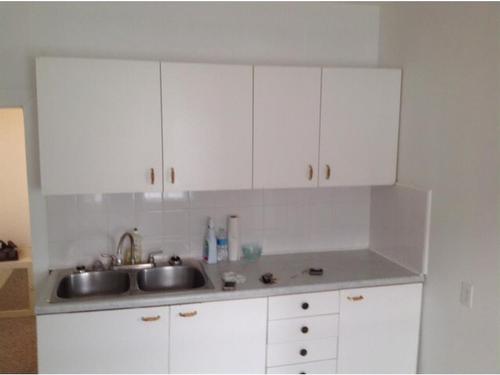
[460,281,474,308]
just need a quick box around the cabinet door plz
[320,68,401,186]
[162,62,253,191]
[36,57,163,195]
[254,66,321,188]
[170,298,267,373]
[37,306,169,373]
[337,283,422,374]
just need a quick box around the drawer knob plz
[300,372,306,374]
[301,326,309,334]
[301,302,309,310]
[300,348,308,357]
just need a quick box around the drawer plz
[267,337,337,367]
[268,291,339,320]
[267,359,337,374]
[268,314,339,344]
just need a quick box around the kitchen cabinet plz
[36,58,401,193]
[337,283,422,374]
[37,306,169,373]
[36,57,163,195]
[36,284,422,374]
[319,68,401,186]
[253,66,321,189]
[267,291,339,373]
[162,62,253,191]
[169,298,267,373]
[267,359,337,374]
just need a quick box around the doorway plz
[0,108,37,373]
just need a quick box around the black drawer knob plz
[300,372,306,374]
[301,302,309,310]
[301,326,309,334]
[300,348,308,356]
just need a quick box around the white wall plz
[0,3,380,287]
[379,4,500,372]
[0,108,31,248]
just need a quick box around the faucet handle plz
[147,250,164,266]
[92,260,106,271]
[169,255,182,266]
[101,253,122,267]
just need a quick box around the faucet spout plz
[117,232,135,265]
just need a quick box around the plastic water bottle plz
[216,228,229,262]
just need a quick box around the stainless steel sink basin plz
[137,265,207,292]
[57,270,130,299]
[49,259,213,303]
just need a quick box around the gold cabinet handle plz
[308,165,314,181]
[150,168,155,185]
[347,295,364,302]
[170,167,175,184]
[179,310,197,318]
[325,164,331,180]
[141,315,161,322]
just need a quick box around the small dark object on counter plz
[223,280,236,291]
[309,267,324,276]
[260,272,277,284]
[168,255,182,266]
[75,265,87,273]
[0,240,19,261]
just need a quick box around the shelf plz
[0,256,32,270]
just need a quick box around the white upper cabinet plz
[36,57,163,195]
[37,58,401,194]
[319,68,401,186]
[253,66,321,189]
[162,62,253,191]
[337,284,422,374]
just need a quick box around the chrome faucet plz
[117,231,136,265]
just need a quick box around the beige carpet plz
[0,316,37,373]
[0,269,30,311]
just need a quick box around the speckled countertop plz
[36,249,424,315]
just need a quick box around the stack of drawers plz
[266,291,340,374]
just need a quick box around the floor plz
[0,316,37,373]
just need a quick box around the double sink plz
[51,259,213,302]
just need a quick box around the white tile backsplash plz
[46,195,78,242]
[136,211,164,237]
[370,184,431,274]
[45,187,371,269]
[135,192,163,212]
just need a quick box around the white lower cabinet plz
[37,306,169,374]
[37,284,422,374]
[169,298,268,373]
[267,359,337,374]
[267,291,340,374]
[337,283,423,374]
[267,338,338,367]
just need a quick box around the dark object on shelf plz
[0,240,19,261]
[308,267,324,276]
[260,272,277,285]
[223,280,236,291]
